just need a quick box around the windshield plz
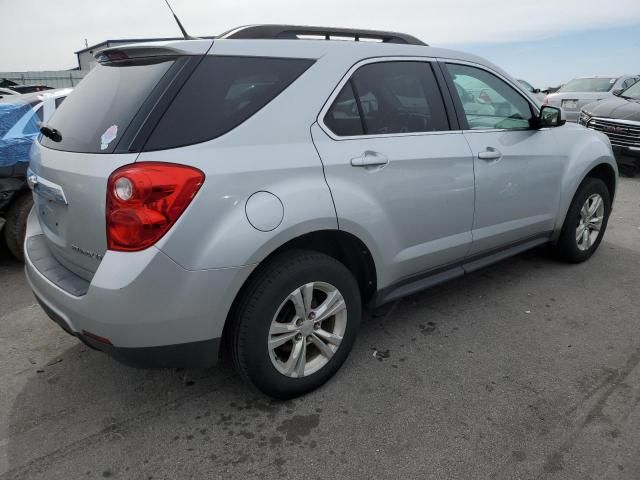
[0,100,36,138]
[559,77,616,93]
[621,80,640,100]
[517,80,535,92]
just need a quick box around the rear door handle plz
[351,151,389,167]
[477,148,502,161]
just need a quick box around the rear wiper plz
[40,125,62,142]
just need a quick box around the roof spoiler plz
[95,40,213,65]
[218,25,427,46]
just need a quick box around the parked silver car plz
[25,25,617,398]
[544,75,640,122]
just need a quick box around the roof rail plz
[218,25,427,46]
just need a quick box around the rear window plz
[40,59,175,153]
[559,78,616,93]
[143,56,314,150]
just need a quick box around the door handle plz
[477,148,502,161]
[351,151,389,167]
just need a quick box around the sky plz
[1,0,639,87]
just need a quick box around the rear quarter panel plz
[140,52,353,271]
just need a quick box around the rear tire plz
[552,177,611,263]
[4,193,33,262]
[230,250,361,399]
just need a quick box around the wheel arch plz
[584,162,616,200]
[552,157,618,242]
[220,229,378,356]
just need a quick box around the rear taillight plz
[106,162,204,252]
[542,96,549,105]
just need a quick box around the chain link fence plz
[0,71,87,89]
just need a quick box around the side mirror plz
[612,88,623,96]
[533,88,541,94]
[537,105,565,128]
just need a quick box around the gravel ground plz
[1,177,639,480]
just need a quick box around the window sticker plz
[100,125,118,150]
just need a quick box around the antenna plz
[163,0,195,40]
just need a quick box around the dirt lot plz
[1,177,639,480]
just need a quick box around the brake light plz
[542,96,549,105]
[106,163,204,251]
[96,50,129,65]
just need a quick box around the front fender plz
[551,125,617,241]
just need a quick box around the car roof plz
[110,37,504,75]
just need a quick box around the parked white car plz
[544,75,640,122]
[0,87,20,99]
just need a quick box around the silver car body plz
[24,35,618,364]
[545,75,640,123]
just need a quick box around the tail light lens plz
[542,96,549,105]
[106,162,204,251]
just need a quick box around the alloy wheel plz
[576,193,604,251]
[268,281,347,378]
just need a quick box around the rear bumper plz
[24,211,254,368]
[564,110,580,123]
[33,291,220,368]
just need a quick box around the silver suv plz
[25,25,617,398]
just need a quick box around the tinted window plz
[325,62,448,136]
[55,96,66,108]
[447,64,532,130]
[40,59,175,153]
[324,82,364,136]
[145,56,314,150]
[622,80,640,99]
[559,77,616,93]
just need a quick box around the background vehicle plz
[0,88,70,260]
[9,84,54,94]
[25,26,617,398]
[0,87,20,99]
[544,75,640,122]
[516,79,545,101]
[580,80,640,175]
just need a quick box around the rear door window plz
[324,61,449,136]
[40,59,176,153]
[144,56,314,150]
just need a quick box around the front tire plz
[553,177,611,263]
[230,250,361,399]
